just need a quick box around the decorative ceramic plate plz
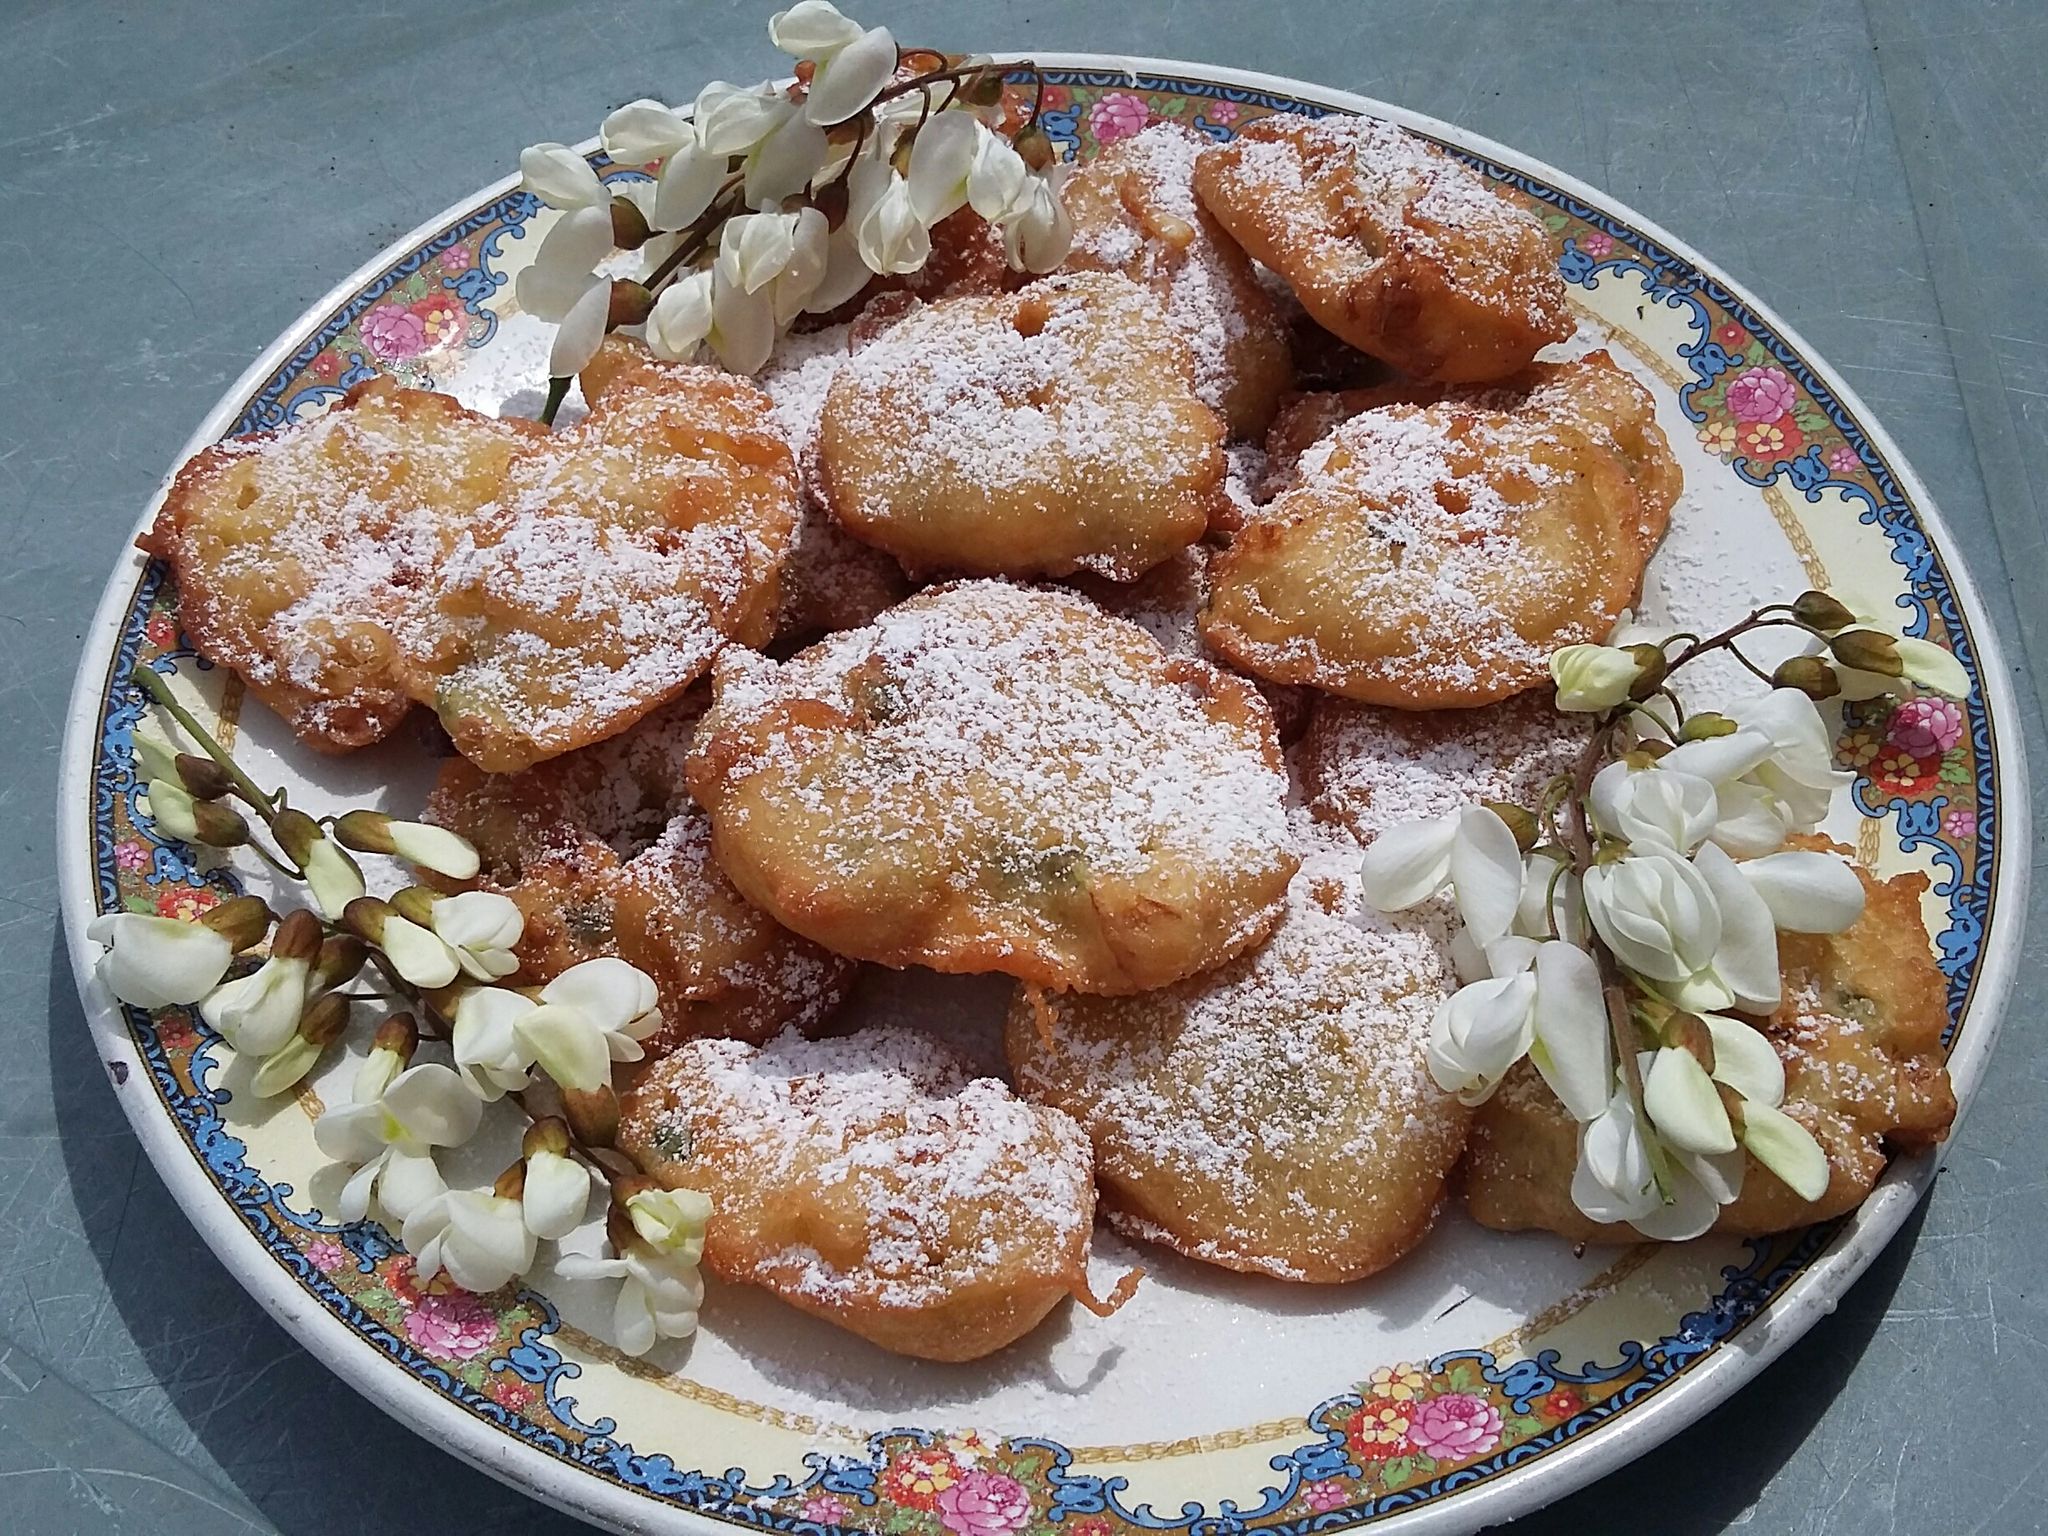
[58,57,2029,1536]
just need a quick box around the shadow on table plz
[50,925,1923,1536]
[47,928,593,1536]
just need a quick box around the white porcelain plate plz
[57,57,2029,1536]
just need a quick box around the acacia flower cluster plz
[515,2,1069,410]
[1361,591,1969,1239]
[90,663,709,1353]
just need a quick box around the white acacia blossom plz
[1359,625,1893,1236]
[313,1054,479,1225]
[511,3,1071,384]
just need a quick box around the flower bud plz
[1549,643,1642,712]
[390,886,441,928]
[199,895,276,951]
[1623,643,1670,701]
[189,798,251,848]
[334,810,481,880]
[347,897,461,990]
[1771,655,1841,700]
[1013,122,1054,171]
[1828,628,1904,677]
[562,1084,620,1147]
[1481,800,1538,853]
[273,808,323,864]
[523,1116,573,1160]
[1791,589,1857,633]
[609,196,652,251]
[172,752,236,802]
[299,988,354,1046]
[371,1010,421,1063]
[810,177,851,229]
[251,1033,317,1100]
[1679,711,1736,741]
[313,934,368,990]
[270,908,325,964]
[608,278,656,329]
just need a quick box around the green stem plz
[538,374,572,428]
[129,664,284,828]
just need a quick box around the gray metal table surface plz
[3,2,2043,1531]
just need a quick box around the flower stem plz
[129,664,285,828]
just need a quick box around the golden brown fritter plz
[144,339,799,771]
[1060,122,1295,437]
[1071,543,1310,743]
[1464,847,1957,1240]
[618,1027,1097,1361]
[754,324,917,646]
[1201,355,1673,708]
[1193,113,1571,382]
[1298,691,1588,845]
[685,580,1298,995]
[1006,874,1465,1282]
[814,272,1227,581]
[1259,354,1678,551]
[424,699,853,1052]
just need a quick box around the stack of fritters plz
[144,104,1953,1363]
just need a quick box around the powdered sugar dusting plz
[635,1028,1091,1310]
[1299,693,1587,844]
[706,581,1291,886]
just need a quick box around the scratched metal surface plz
[2,2,2043,1531]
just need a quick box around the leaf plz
[1378,1456,1418,1487]
[1158,97,1187,116]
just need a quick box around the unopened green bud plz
[312,934,368,990]
[173,752,236,801]
[389,886,441,929]
[1623,643,1669,701]
[1482,800,1539,852]
[607,278,655,329]
[297,989,353,1046]
[189,798,251,848]
[270,908,325,964]
[371,1011,420,1063]
[1771,655,1842,700]
[1680,711,1737,741]
[1013,122,1054,171]
[1791,590,1857,633]
[523,1116,573,1160]
[1830,628,1904,677]
[609,196,651,251]
[198,895,275,951]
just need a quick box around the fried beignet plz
[1061,123,1295,437]
[1006,868,1466,1281]
[618,1027,1096,1361]
[757,326,914,646]
[1464,849,1957,1239]
[1072,543,1310,743]
[1299,691,1587,844]
[1258,353,1679,555]
[1193,114,1570,382]
[144,340,799,770]
[424,700,853,1052]
[814,272,1226,581]
[1202,356,1673,707]
[686,580,1297,995]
